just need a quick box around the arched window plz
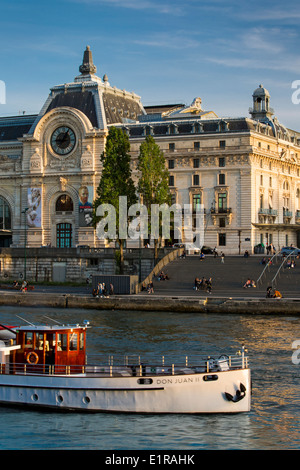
[56,194,73,212]
[283,181,290,191]
[0,197,11,230]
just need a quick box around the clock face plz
[51,127,76,156]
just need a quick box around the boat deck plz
[1,353,249,377]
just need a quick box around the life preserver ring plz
[26,351,39,365]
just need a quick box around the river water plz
[0,305,299,451]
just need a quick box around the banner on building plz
[79,185,93,227]
[27,188,42,228]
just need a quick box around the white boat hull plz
[0,368,251,413]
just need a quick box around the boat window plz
[203,374,218,381]
[137,378,153,385]
[79,332,84,350]
[57,333,67,351]
[24,332,33,348]
[46,333,55,351]
[36,333,44,350]
[69,333,78,351]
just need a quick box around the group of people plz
[194,276,213,293]
[286,259,296,269]
[243,278,256,288]
[260,257,274,266]
[147,281,154,294]
[141,281,154,294]
[92,282,114,298]
[266,244,276,255]
[266,286,282,298]
[12,280,31,292]
[211,248,225,263]
[157,271,169,281]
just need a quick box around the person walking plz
[221,252,225,263]
[206,277,212,294]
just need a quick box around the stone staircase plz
[146,254,300,298]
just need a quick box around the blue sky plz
[1,0,300,130]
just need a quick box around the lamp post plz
[22,208,28,280]
[138,197,142,283]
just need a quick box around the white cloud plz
[67,0,184,15]
[132,32,201,50]
[206,55,300,75]
[238,8,300,22]
[241,28,285,55]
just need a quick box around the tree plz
[93,127,137,273]
[137,135,171,261]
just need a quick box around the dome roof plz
[253,84,270,97]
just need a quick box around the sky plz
[1,0,300,130]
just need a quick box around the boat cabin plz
[7,324,88,373]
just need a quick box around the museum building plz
[1,46,300,255]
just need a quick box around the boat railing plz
[0,352,248,377]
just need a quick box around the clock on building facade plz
[50,126,76,155]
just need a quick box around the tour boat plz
[0,321,251,413]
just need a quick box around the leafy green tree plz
[93,127,137,273]
[137,135,171,260]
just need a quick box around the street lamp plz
[138,194,144,283]
[22,208,28,280]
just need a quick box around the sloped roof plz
[28,46,145,134]
[0,115,37,142]
[45,90,99,128]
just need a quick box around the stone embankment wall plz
[0,291,299,314]
[0,247,173,282]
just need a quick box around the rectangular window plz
[56,223,72,248]
[168,159,174,169]
[193,194,202,212]
[193,158,200,168]
[219,174,225,185]
[219,217,226,227]
[24,332,33,349]
[194,141,200,150]
[57,333,68,351]
[193,174,199,186]
[260,194,263,209]
[36,333,44,350]
[218,193,227,212]
[79,332,84,350]
[69,333,78,351]
[45,333,55,352]
[169,175,174,186]
[219,140,226,149]
[169,143,175,151]
[219,233,226,246]
[219,157,225,167]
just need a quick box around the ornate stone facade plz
[0,48,300,254]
